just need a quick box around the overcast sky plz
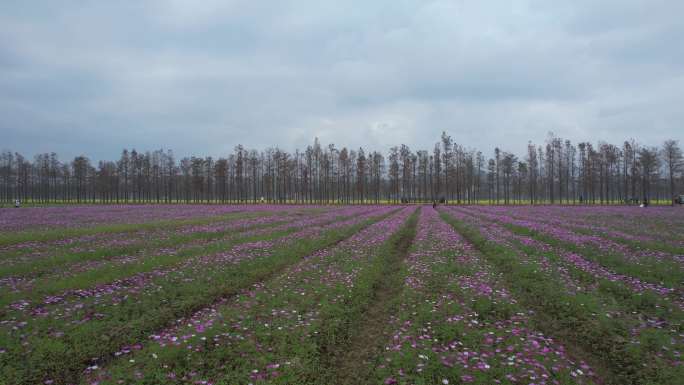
[1,0,683,161]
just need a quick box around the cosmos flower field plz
[0,205,682,385]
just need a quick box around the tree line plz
[1,133,682,205]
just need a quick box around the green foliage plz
[440,211,684,385]
[0,213,391,385]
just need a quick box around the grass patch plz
[440,211,684,385]
[0,212,391,385]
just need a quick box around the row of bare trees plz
[1,134,682,205]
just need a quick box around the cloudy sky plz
[1,0,683,160]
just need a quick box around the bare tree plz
[662,139,683,202]
[639,147,659,203]
[2,134,680,206]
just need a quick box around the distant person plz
[432,201,437,209]
[14,199,20,208]
[642,198,649,208]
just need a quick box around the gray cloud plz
[1,0,682,161]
